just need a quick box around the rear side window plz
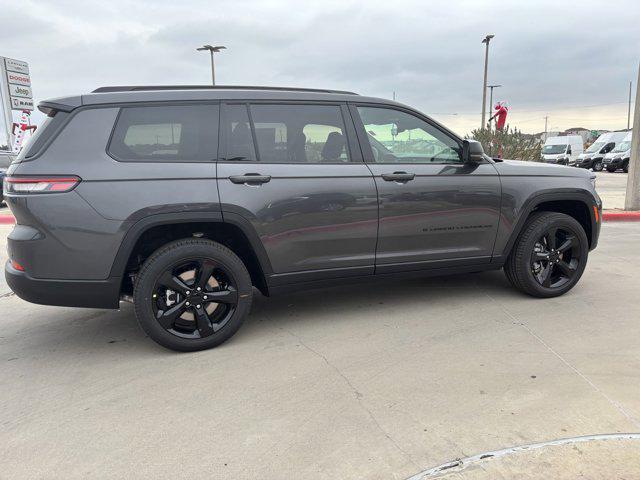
[251,104,350,163]
[222,103,350,163]
[108,105,219,162]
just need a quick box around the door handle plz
[229,173,272,185]
[381,172,415,182]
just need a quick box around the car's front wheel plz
[133,239,253,351]
[592,160,603,171]
[504,212,588,298]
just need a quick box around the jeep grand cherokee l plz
[3,86,602,351]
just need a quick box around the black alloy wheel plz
[152,259,238,339]
[592,160,603,171]
[504,212,588,298]
[530,227,581,289]
[134,239,252,351]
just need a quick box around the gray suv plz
[3,86,602,351]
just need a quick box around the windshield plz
[613,141,631,153]
[542,144,567,154]
[586,142,605,153]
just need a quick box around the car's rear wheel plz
[133,239,252,351]
[504,212,588,298]
[592,161,603,171]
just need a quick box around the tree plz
[469,125,541,161]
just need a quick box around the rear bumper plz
[5,260,121,309]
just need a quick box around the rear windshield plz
[108,105,219,162]
[18,112,69,161]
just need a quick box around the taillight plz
[4,176,81,194]
[11,260,25,272]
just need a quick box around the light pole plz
[486,84,501,129]
[196,45,226,85]
[628,80,633,130]
[480,34,495,130]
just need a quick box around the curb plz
[601,211,640,222]
[1,212,640,226]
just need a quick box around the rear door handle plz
[229,173,272,185]
[381,172,415,182]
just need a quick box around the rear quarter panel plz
[8,107,220,280]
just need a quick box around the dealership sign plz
[0,56,35,154]
[2,57,33,110]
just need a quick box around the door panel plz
[217,102,378,275]
[368,162,501,266]
[218,163,378,274]
[351,104,501,270]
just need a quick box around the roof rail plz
[91,85,358,95]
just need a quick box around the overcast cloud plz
[1,0,639,134]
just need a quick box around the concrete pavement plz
[595,170,628,210]
[1,223,639,479]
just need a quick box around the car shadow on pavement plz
[236,269,517,339]
[4,270,517,357]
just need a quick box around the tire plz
[592,161,603,172]
[133,238,253,351]
[623,162,629,173]
[504,212,588,298]
[606,166,616,173]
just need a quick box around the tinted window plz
[109,105,219,162]
[357,106,462,164]
[223,104,257,161]
[249,104,350,163]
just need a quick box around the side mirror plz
[463,139,485,163]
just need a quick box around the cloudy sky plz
[1,0,639,136]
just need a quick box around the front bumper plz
[5,260,121,309]
[603,158,623,167]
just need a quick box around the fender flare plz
[108,211,273,279]
[499,189,599,259]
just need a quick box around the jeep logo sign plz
[9,84,32,98]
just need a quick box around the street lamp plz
[480,34,495,129]
[487,84,502,129]
[196,45,226,85]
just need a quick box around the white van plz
[573,131,628,171]
[541,135,583,165]
[603,132,632,173]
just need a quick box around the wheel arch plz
[500,190,599,259]
[110,212,273,296]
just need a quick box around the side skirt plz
[267,262,504,296]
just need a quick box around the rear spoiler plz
[38,95,82,116]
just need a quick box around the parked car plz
[0,153,13,206]
[571,131,628,171]
[4,86,602,351]
[603,132,632,173]
[0,169,5,205]
[541,135,583,165]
